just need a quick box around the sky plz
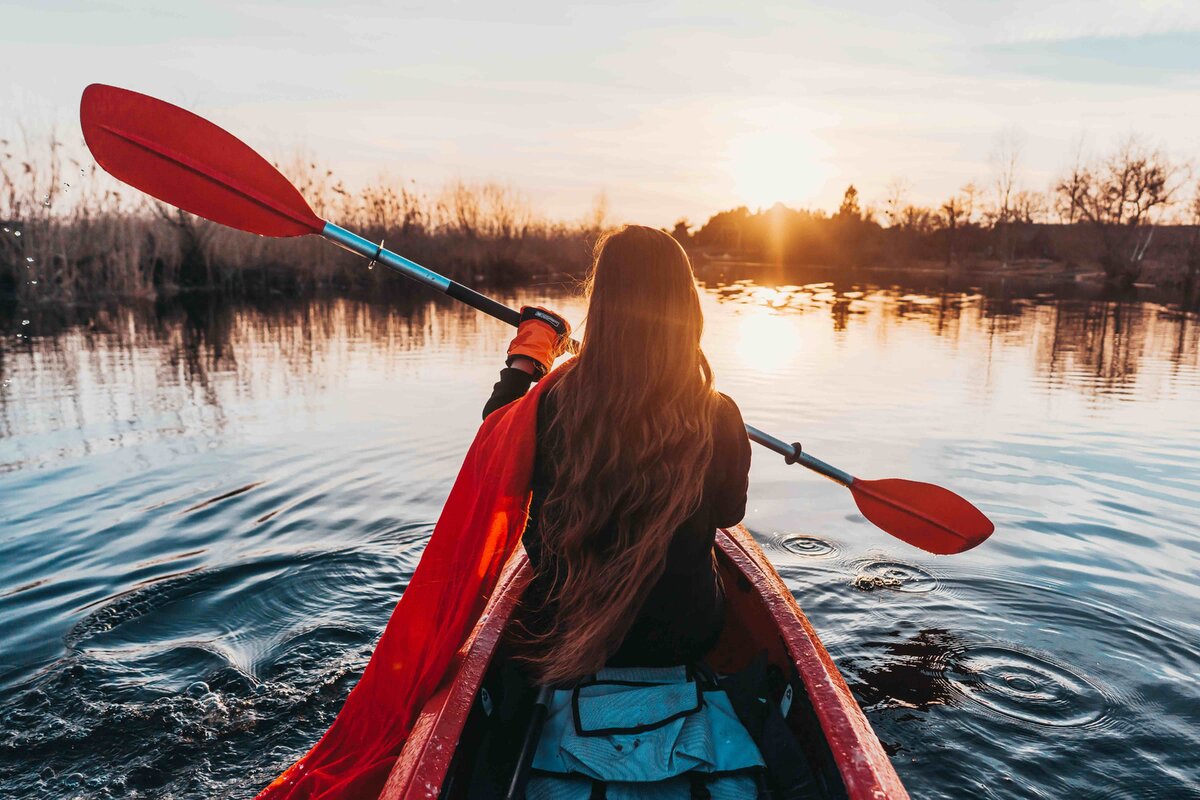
[3,0,1199,227]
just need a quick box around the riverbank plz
[0,212,597,305]
[4,212,1199,312]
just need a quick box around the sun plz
[726,118,832,209]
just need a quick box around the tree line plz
[677,135,1200,292]
[3,130,1199,303]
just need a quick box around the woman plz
[484,224,751,685]
[258,227,752,799]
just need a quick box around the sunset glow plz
[5,2,1199,224]
[728,127,833,210]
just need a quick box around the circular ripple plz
[852,560,938,593]
[945,645,1107,728]
[773,533,839,558]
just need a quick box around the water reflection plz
[0,277,1198,799]
[3,283,1196,456]
[0,293,498,470]
[708,280,1198,402]
[844,627,964,713]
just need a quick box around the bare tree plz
[882,178,911,228]
[1011,190,1047,224]
[991,128,1024,226]
[900,204,937,234]
[990,128,1025,264]
[959,181,982,226]
[1053,135,1089,224]
[1053,136,1179,288]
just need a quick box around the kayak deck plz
[380,525,908,800]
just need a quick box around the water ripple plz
[1,290,1198,799]
[765,532,840,558]
[944,645,1109,728]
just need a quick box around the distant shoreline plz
[2,211,1198,309]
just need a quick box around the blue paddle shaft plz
[745,425,855,485]
[321,219,848,475]
[322,221,520,326]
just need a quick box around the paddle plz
[79,83,994,555]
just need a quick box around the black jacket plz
[484,367,751,667]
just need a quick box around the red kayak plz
[377,524,909,799]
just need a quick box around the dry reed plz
[1,133,604,304]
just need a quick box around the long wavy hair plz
[521,224,721,685]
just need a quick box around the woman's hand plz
[506,306,571,379]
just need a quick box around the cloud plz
[982,31,1200,86]
[986,0,1200,43]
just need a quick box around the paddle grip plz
[449,285,579,354]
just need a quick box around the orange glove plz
[506,306,571,378]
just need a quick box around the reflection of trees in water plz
[924,294,1198,397]
[1036,303,1139,396]
[164,294,235,415]
[842,627,965,713]
[1,283,1197,448]
[702,275,1198,401]
[0,292,515,450]
[1032,301,1197,398]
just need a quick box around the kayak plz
[378,524,909,800]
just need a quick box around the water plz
[1,277,1198,799]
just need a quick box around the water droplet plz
[30,280,38,285]
[1,227,8,233]
[25,256,33,263]
[21,319,30,325]
[368,263,375,270]
[13,230,20,237]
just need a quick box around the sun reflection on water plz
[728,310,802,373]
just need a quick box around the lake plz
[1,273,1198,799]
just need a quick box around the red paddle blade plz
[850,478,994,555]
[80,84,323,238]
